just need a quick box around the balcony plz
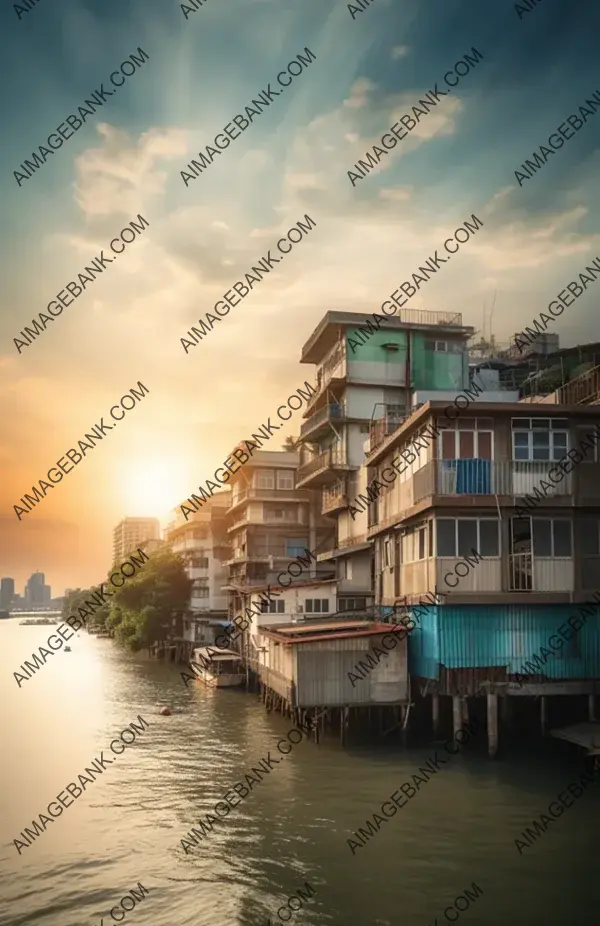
[305,341,347,412]
[558,365,600,405]
[369,411,407,454]
[300,403,346,440]
[413,459,573,503]
[296,447,355,488]
[509,553,573,592]
[227,486,310,512]
[228,513,306,532]
[322,480,348,515]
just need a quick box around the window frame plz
[436,517,500,558]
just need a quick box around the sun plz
[121,458,191,517]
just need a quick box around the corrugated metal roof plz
[262,621,397,645]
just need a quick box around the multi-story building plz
[296,309,475,613]
[165,493,231,648]
[112,517,160,563]
[25,572,46,607]
[225,448,335,620]
[367,399,600,754]
[0,577,15,610]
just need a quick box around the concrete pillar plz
[540,695,548,734]
[487,693,498,757]
[588,694,596,722]
[452,696,462,739]
[462,697,469,727]
[432,694,440,737]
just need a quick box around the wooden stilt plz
[540,695,548,734]
[487,693,498,757]
[462,697,469,727]
[452,696,462,739]
[431,694,440,737]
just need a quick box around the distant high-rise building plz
[25,573,46,607]
[43,584,51,604]
[0,577,15,610]
[113,518,160,563]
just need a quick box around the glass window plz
[532,519,552,556]
[437,520,456,556]
[457,520,478,556]
[320,599,330,613]
[581,518,600,555]
[286,539,308,557]
[553,520,572,557]
[261,600,269,613]
[277,470,294,490]
[418,528,426,560]
[479,520,499,556]
[256,470,275,489]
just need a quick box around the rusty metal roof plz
[260,621,400,645]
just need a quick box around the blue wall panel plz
[408,602,600,681]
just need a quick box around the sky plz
[0,0,598,596]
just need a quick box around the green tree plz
[106,548,191,651]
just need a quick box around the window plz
[191,557,209,568]
[436,518,499,557]
[384,538,392,567]
[440,420,493,460]
[256,469,275,489]
[532,519,572,557]
[400,525,428,562]
[339,597,367,611]
[277,470,294,490]
[263,599,285,614]
[581,517,600,555]
[286,539,308,557]
[306,599,330,613]
[192,587,209,598]
[512,418,569,461]
[340,559,353,580]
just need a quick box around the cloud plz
[391,45,409,59]
[74,124,187,219]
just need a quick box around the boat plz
[64,646,71,652]
[192,646,245,687]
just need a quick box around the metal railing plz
[322,480,348,513]
[558,365,600,405]
[298,446,349,479]
[414,459,573,499]
[509,552,532,591]
[370,413,406,452]
[300,402,345,437]
[393,307,463,327]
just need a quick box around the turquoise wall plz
[346,328,466,389]
[408,603,600,680]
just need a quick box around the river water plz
[1,621,599,926]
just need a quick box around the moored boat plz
[192,646,244,687]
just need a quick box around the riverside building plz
[295,308,475,615]
[366,395,600,756]
[165,493,231,653]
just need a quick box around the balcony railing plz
[558,365,600,405]
[298,447,349,480]
[322,480,348,514]
[413,459,573,501]
[392,307,463,327]
[300,402,345,438]
[370,413,406,453]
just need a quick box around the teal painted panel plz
[408,603,600,680]
[346,328,407,364]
